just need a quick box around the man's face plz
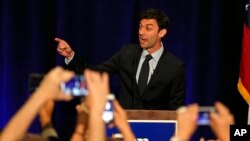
[138,19,162,50]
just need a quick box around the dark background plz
[0,0,248,140]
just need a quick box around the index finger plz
[55,37,64,43]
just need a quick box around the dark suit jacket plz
[67,44,185,110]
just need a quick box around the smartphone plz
[60,75,88,97]
[102,94,115,123]
[197,106,215,125]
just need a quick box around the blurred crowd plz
[0,67,234,141]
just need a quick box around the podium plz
[107,110,177,141]
[126,110,176,120]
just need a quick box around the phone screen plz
[60,75,88,97]
[102,94,115,123]
[197,106,215,125]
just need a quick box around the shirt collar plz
[141,43,164,63]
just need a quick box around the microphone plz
[153,68,159,75]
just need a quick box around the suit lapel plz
[133,48,143,97]
[133,48,143,79]
[146,48,168,88]
[133,46,168,96]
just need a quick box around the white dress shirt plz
[136,44,164,84]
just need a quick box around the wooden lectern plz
[107,110,177,140]
[126,110,177,120]
[123,110,177,140]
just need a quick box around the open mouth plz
[140,37,148,43]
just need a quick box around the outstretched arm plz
[55,37,86,74]
[0,67,74,141]
[70,102,89,141]
[84,69,109,141]
[39,100,59,140]
[113,100,136,141]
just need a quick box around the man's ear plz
[159,29,167,37]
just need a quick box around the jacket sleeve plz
[65,53,86,74]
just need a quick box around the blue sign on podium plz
[107,120,177,141]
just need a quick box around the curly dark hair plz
[140,8,169,30]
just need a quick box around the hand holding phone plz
[60,75,88,97]
[197,106,215,125]
[102,94,115,123]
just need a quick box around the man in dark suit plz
[56,8,185,110]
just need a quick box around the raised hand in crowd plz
[84,69,109,141]
[171,102,234,141]
[0,67,74,141]
[112,100,136,141]
[210,102,234,141]
[170,104,199,141]
[39,100,59,141]
[70,101,89,141]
